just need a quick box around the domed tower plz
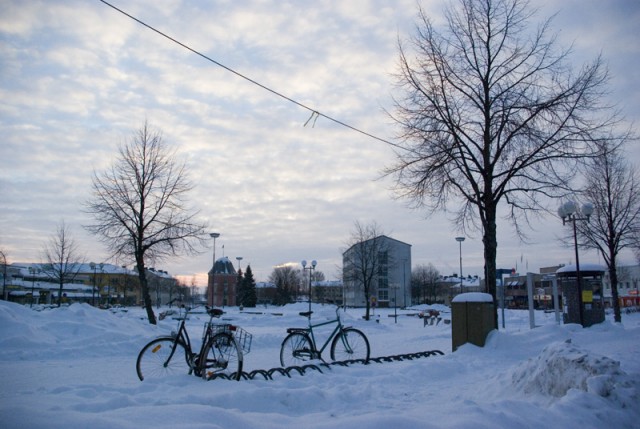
[207,256,237,307]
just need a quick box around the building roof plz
[342,234,412,255]
[209,257,237,275]
[556,263,606,275]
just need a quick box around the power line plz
[97,0,400,148]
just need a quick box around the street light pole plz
[391,283,398,324]
[90,262,96,306]
[121,265,128,306]
[209,233,220,306]
[236,256,243,307]
[301,260,317,317]
[558,201,594,326]
[455,237,465,295]
[29,266,35,308]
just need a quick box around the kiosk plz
[556,264,605,327]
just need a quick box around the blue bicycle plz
[280,307,370,367]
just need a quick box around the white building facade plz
[342,235,412,308]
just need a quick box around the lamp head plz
[563,200,577,216]
[301,260,307,268]
[311,260,317,268]
[210,232,220,239]
[455,236,465,243]
[581,202,594,219]
[557,204,567,220]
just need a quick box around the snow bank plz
[511,339,639,409]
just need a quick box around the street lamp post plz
[390,283,399,324]
[209,233,220,306]
[90,262,96,306]
[301,260,317,317]
[89,262,104,306]
[28,266,36,308]
[236,256,243,307]
[107,271,111,307]
[455,237,465,295]
[558,201,593,326]
[121,265,128,306]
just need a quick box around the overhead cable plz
[97,0,401,148]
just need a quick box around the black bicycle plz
[280,306,370,367]
[136,305,251,381]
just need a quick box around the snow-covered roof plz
[452,292,493,303]
[11,262,171,277]
[556,263,606,274]
[209,256,237,275]
[256,282,275,289]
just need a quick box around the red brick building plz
[207,257,238,307]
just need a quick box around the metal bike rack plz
[209,349,445,381]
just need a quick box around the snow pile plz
[511,339,638,407]
[0,302,154,361]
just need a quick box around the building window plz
[378,277,388,289]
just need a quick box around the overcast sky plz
[1,0,639,284]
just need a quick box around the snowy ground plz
[0,300,638,429]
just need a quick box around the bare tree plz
[42,221,84,307]
[268,265,300,305]
[85,122,207,324]
[343,221,389,320]
[577,139,640,323]
[387,0,616,323]
[412,263,441,304]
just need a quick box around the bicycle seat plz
[299,311,313,317]
[207,308,224,317]
[286,327,308,334]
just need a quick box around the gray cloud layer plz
[1,0,638,282]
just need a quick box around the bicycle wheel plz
[330,328,370,362]
[136,337,190,381]
[201,332,243,381]
[280,332,314,367]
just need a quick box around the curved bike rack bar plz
[208,349,444,381]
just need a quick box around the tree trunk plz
[483,203,499,328]
[608,254,621,323]
[58,280,64,307]
[137,258,156,325]
[364,283,371,320]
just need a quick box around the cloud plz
[1,0,638,284]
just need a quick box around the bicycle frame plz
[302,307,348,358]
[137,304,246,381]
[163,307,219,374]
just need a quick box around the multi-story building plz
[342,235,411,308]
[1,262,183,307]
